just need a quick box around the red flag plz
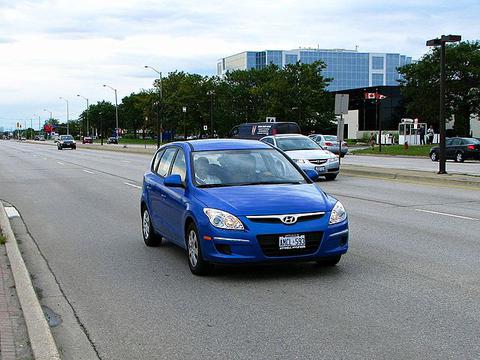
[376,94,387,100]
[364,92,376,99]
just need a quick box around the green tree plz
[79,101,116,138]
[399,41,480,136]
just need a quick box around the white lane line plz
[57,161,64,165]
[124,182,142,189]
[42,157,47,160]
[82,169,95,174]
[122,160,130,163]
[4,207,20,218]
[414,209,478,221]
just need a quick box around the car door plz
[148,147,178,237]
[447,138,460,159]
[161,149,189,245]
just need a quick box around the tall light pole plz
[59,97,69,134]
[207,90,215,138]
[426,34,461,174]
[33,114,41,136]
[77,94,89,136]
[103,84,119,139]
[43,109,53,120]
[145,65,163,148]
[182,106,187,140]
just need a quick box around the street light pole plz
[59,97,69,134]
[145,65,163,148]
[103,84,119,138]
[426,34,461,174]
[77,94,89,136]
[208,90,215,138]
[182,106,187,140]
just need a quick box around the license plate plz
[315,166,326,173]
[279,234,306,250]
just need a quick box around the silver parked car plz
[261,134,340,181]
[309,134,348,157]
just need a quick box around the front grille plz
[248,213,324,224]
[309,159,327,165]
[257,231,323,257]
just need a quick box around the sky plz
[0,0,479,130]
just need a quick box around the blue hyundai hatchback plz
[141,139,348,275]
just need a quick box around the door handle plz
[160,193,167,199]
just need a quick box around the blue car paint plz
[141,139,348,264]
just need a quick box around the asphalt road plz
[1,140,479,360]
[345,153,480,175]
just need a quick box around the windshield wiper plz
[197,183,227,188]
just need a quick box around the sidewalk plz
[0,233,32,359]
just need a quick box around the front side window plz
[151,149,165,172]
[275,137,322,151]
[157,148,177,177]
[192,149,306,187]
[170,150,186,182]
[262,137,274,145]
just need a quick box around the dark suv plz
[430,137,480,162]
[57,135,76,150]
[228,122,301,140]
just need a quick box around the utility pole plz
[103,84,119,139]
[144,66,163,148]
[182,106,187,140]
[426,34,462,174]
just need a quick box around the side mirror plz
[304,169,319,182]
[164,174,184,188]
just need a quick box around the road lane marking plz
[42,157,47,160]
[57,161,64,165]
[122,160,130,163]
[124,182,141,189]
[4,207,20,218]
[414,209,478,221]
[82,169,95,174]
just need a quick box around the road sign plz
[266,117,276,123]
[203,125,208,131]
[334,94,349,115]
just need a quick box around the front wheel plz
[325,174,337,181]
[142,207,162,247]
[430,151,438,161]
[455,152,464,163]
[316,254,342,266]
[186,223,212,276]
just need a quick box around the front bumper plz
[298,161,340,176]
[59,142,76,148]
[196,214,348,264]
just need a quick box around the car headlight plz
[294,159,308,164]
[329,201,347,224]
[203,208,244,230]
[327,157,339,163]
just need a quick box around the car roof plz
[238,122,296,126]
[264,133,307,138]
[185,139,271,151]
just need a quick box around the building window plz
[372,56,384,70]
[372,73,384,86]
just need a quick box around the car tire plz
[325,174,337,181]
[316,254,342,266]
[430,151,438,161]
[455,152,464,163]
[141,207,162,247]
[57,146,62,150]
[186,222,212,276]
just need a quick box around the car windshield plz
[276,137,322,151]
[61,135,73,140]
[192,149,306,187]
[323,135,337,142]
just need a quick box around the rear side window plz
[170,150,187,182]
[238,125,253,136]
[288,123,300,133]
[275,123,289,134]
[451,138,462,146]
[152,149,165,172]
[157,148,177,177]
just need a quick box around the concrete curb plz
[341,166,480,189]
[0,203,61,360]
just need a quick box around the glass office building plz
[217,49,412,91]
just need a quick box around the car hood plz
[285,149,335,160]
[192,183,334,216]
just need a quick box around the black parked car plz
[228,122,301,140]
[107,137,118,144]
[430,137,480,162]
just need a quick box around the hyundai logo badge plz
[281,215,297,224]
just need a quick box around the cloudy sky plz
[0,0,479,130]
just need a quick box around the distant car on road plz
[228,122,301,140]
[141,139,348,275]
[57,135,76,150]
[430,137,480,162]
[107,137,118,144]
[82,136,93,144]
[309,134,348,157]
[261,134,340,181]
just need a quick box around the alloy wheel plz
[142,210,150,240]
[188,230,199,267]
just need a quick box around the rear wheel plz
[186,222,212,276]
[455,152,464,163]
[325,174,337,181]
[316,254,342,266]
[430,151,438,161]
[141,207,162,247]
